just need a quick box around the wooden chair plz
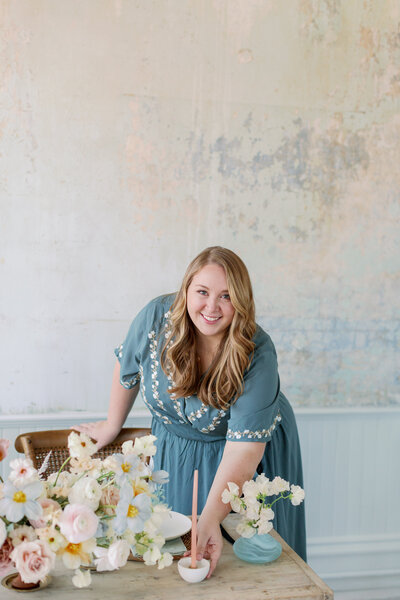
[14,428,151,478]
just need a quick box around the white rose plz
[108,539,130,569]
[72,568,91,588]
[68,477,102,511]
[290,484,305,506]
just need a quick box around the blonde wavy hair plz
[161,246,256,410]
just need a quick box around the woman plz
[75,247,306,575]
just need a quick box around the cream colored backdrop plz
[1,0,399,415]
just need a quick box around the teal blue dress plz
[115,295,307,561]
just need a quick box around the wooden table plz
[2,515,333,599]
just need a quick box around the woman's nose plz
[206,296,219,312]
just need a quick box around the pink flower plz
[0,439,10,462]
[11,540,56,584]
[30,498,61,529]
[0,538,14,576]
[58,503,99,544]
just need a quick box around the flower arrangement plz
[0,432,173,589]
[222,474,305,538]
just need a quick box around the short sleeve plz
[114,300,157,389]
[226,331,282,442]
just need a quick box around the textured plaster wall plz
[0,0,399,414]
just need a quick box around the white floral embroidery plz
[148,331,165,411]
[120,373,141,389]
[227,412,282,440]
[139,365,171,425]
[163,311,187,424]
[188,403,209,423]
[199,410,227,433]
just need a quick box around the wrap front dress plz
[115,294,307,561]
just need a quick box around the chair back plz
[14,428,151,478]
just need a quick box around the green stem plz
[266,492,292,510]
[52,456,72,487]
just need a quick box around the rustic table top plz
[1,515,333,600]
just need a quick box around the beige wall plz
[1,0,399,414]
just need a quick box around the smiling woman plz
[74,246,306,576]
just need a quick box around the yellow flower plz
[58,538,96,569]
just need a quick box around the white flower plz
[221,481,239,504]
[290,484,305,506]
[68,476,102,511]
[143,545,161,565]
[221,482,243,512]
[68,432,97,459]
[242,479,259,500]
[0,519,6,546]
[102,455,119,472]
[243,498,261,521]
[121,440,135,455]
[46,471,77,498]
[257,519,273,534]
[158,552,173,569]
[108,539,130,569]
[60,537,96,569]
[70,457,102,478]
[255,474,273,496]
[0,481,43,523]
[93,547,113,571]
[270,476,290,495]
[132,435,157,457]
[236,520,256,538]
[9,458,38,487]
[72,568,91,588]
[36,526,66,552]
[9,525,37,547]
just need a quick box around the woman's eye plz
[221,294,230,300]
[198,290,207,295]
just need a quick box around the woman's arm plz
[72,360,140,449]
[196,440,266,577]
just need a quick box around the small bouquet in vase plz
[222,473,305,563]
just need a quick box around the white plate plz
[160,511,192,541]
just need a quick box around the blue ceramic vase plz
[233,534,282,564]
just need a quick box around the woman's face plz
[186,264,235,345]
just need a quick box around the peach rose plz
[0,439,10,462]
[58,503,99,544]
[10,540,56,583]
[30,498,61,529]
[0,538,13,576]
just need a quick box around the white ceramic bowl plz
[177,557,210,583]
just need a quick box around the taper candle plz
[191,469,198,568]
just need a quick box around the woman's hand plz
[71,421,120,450]
[185,514,223,578]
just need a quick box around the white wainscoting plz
[1,406,400,598]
